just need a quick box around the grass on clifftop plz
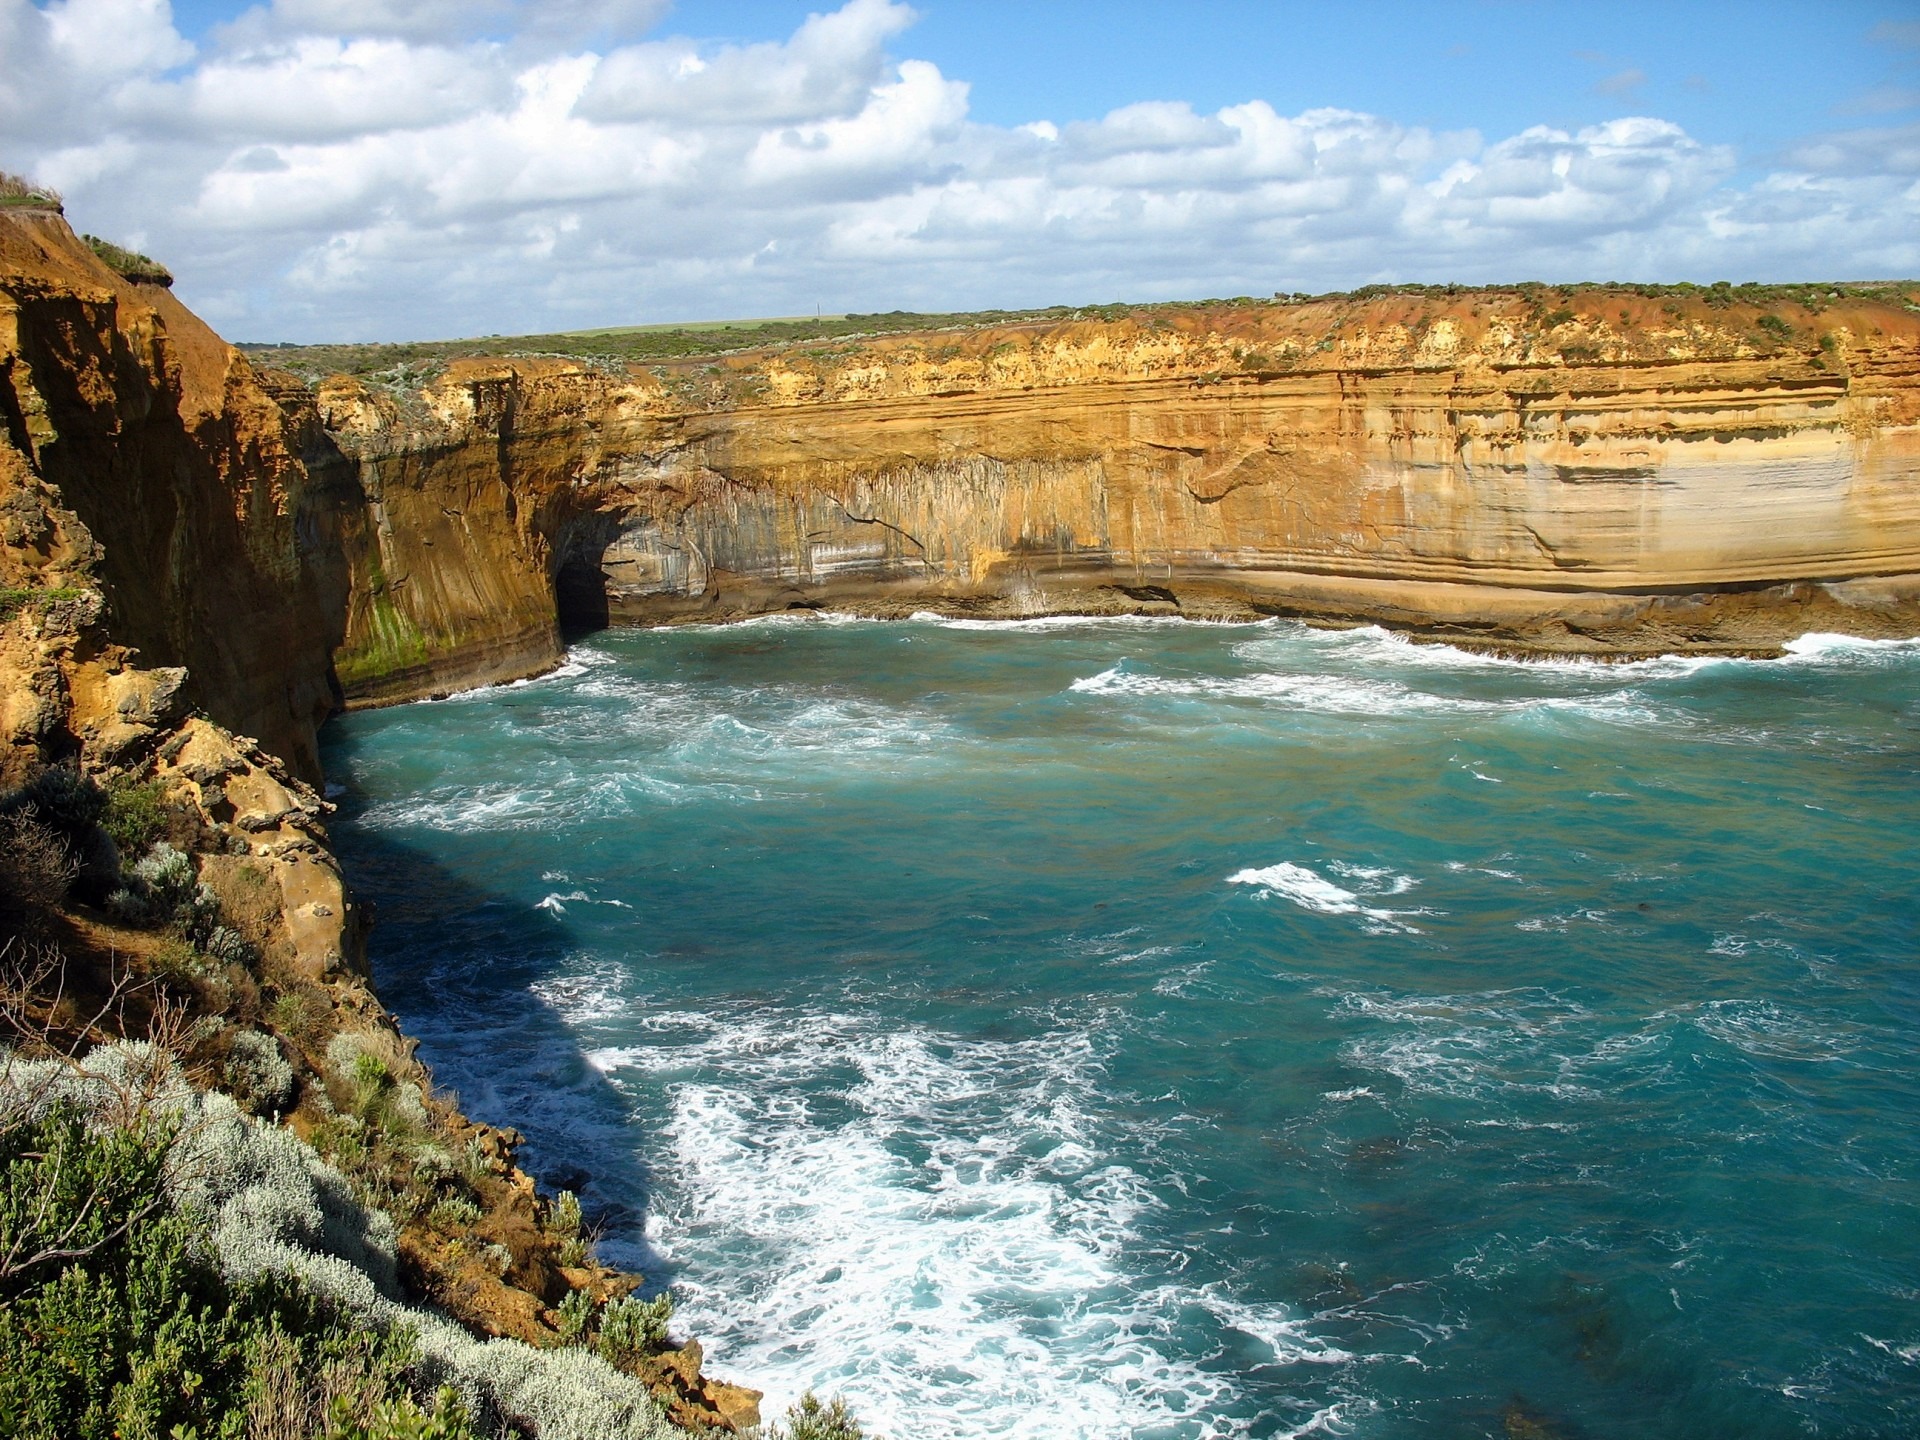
[0,170,62,211]
[82,233,174,287]
[239,278,1920,384]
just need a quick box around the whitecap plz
[1228,861,1432,934]
[579,1009,1355,1438]
[1782,632,1920,659]
[911,611,1255,631]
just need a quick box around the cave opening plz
[553,516,616,638]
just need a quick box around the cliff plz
[292,286,1920,703]
[0,211,757,1433]
[0,208,346,779]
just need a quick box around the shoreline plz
[328,603,1920,718]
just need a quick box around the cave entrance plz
[554,551,611,637]
[553,516,617,638]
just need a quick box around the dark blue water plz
[322,617,1920,1439]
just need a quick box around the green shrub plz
[428,1195,482,1231]
[7,1044,679,1440]
[1756,313,1793,338]
[81,233,174,287]
[328,1387,475,1440]
[148,935,208,991]
[1,766,106,842]
[549,1189,582,1239]
[268,989,329,1049]
[553,1289,595,1347]
[102,777,169,856]
[0,1104,470,1440]
[595,1294,673,1368]
[773,1392,866,1440]
[224,1030,296,1117]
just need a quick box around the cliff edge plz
[282,284,1920,704]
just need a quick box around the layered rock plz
[0,207,343,778]
[304,290,1920,702]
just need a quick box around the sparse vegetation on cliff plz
[81,233,173,288]
[238,278,1920,381]
[0,736,762,1434]
[0,171,61,211]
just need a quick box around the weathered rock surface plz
[8,207,1917,728]
[307,290,1920,702]
[0,208,344,777]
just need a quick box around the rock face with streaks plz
[305,290,1920,701]
[0,207,345,779]
[5,201,1919,733]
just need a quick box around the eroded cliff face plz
[6,199,1917,727]
[308,289,1920,702]
[0,208,345,779]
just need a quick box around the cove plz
[321,616,1920,1439]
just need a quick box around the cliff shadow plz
[318,719,671,1286]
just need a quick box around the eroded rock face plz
[307,294,1920,701]
[7,201,1920,730]
[0,209,344,779]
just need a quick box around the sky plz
[2,0,1916,342]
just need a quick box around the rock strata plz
[301,290,1920,702]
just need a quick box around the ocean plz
[322,616,1920,1439]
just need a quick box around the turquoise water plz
[322,617,1920,1439]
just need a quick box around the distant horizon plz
[225,276,1920,353]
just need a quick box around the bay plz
[323,617,1920,1439]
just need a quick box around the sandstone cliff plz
[296,286,1920,703]
[0,206,758,1433]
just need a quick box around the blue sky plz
[4,0,1916,340]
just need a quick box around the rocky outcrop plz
[7,202,1918,728]
[0,208,344,779]
[304,289,1920,702]
[0,208,759,1430]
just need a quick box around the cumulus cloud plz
[1,0,1914,341]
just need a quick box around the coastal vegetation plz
[0,171,60,211]
[0,755,761,1437]
[239,277,1919,383]
[81,233,173,288]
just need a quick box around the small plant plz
[224,1030,296,1116]
[352,1050,394,1091]
[131,842,197,915]
[553,1287,596,1346]
[595,1293,673,1367]
[558,1235,591,1268]
[550,1188,582,1238]
[0,809,76,936]
[147,936,206,992]
[101,776,168,855]
[1756,312,1793,339]
[327,1388,474,1440]
[268,988,329,1048]
[774,1392,866,1440]
[427,1195,481,1231]
[201,923,257,966]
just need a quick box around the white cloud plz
[0,0,1914,341]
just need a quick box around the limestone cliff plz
[0,207,345,779]
[299,287,1920,702]
[0,206,758,1434]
